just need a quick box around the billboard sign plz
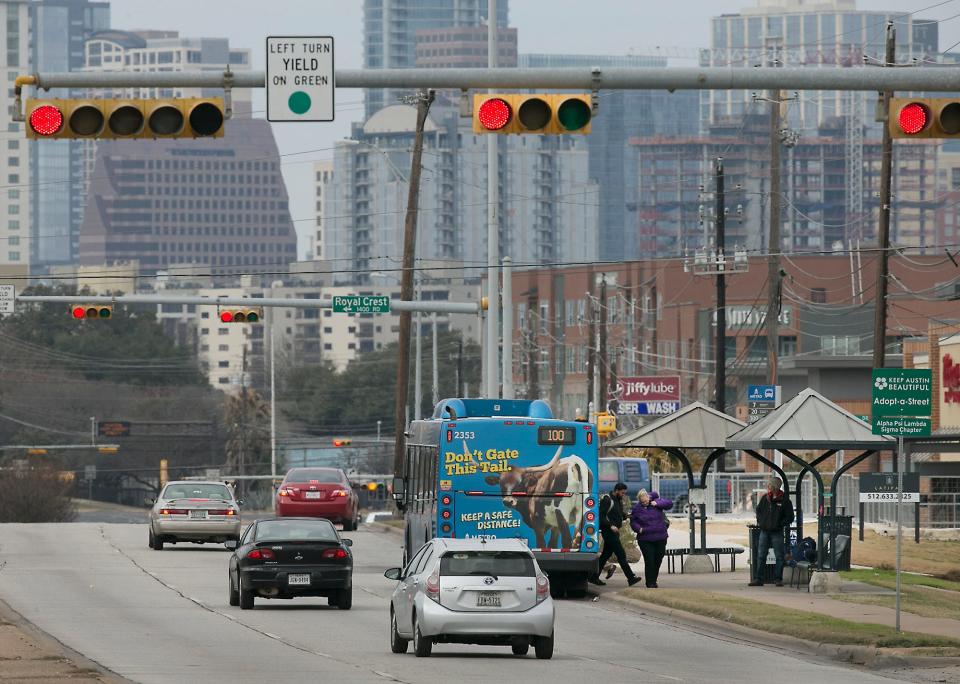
[615,376,681,403]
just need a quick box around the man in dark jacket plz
[750,476,795,587]
[588,482,641,587]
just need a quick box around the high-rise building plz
[703,0,938,129]
[78,116,298,276]
[0,0,30,277]
[363,0,509,118]
[313,161,333,261]
[519,54,701,261]
[325,105,597,282]
[29,0,109,272]
[414,25,516,68]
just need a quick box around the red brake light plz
[585,498,596,508]
[585,511,596,522]
[898,102,929,135]
[536,574,550,603]
[441,495,451,506]
[278,488,290,497]
[446,429,453,442]
[321,548,348,560]
[331,489,348,498]
[477,97,512,130]
[29,105,64,136]
[586,431,593,445]
[246,548,276,561]
[441,510,451,519]
[425,571,440,602]
[160,508,187,515]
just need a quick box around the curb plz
[0,596,130,683]
[602,591,960,671]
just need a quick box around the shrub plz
[0,467,77,522]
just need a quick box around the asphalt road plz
[0,523,911,684]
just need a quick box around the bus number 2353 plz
[453,431,476,440]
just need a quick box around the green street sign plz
[331,295,390,314]
[871,415,932,437]
[871,369,932,418]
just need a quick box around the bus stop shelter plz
[726,388,895,570]
[605,402,747,565]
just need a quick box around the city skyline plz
[97,0,960,258]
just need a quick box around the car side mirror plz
[236,499,245,506]
[342,538,353,547]
[224,540,238,550]
[384,567,402,581]
[144,497,155,506]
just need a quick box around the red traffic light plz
[29,104,64,137]
[898,102,929,135]
[477,97,512,131]
[220,311,234,323]
[72,306,86,319]
[71,304,112,319]
[333,438,352,447]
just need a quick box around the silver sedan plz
[385,538,555,659]
[147,480,242,550]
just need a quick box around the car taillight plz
[321,548,348,560]
[425,571,440,603]
[585,497,595,508]
[585,511,595,522]
[246,548,276,561]
[441,495,451,506]
[331,489,348,497]
[160,508,187,515]
[278,488,291,497]
[208,509,236,516]
[536,574,550,603]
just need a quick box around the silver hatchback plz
[147,480,242,550]
[384,538,555,659]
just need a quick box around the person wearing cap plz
[630,488,674,588]
[588,482,641,587]
[749,476,794,587]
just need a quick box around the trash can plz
[818,514,853,571]
[747,525,784,584]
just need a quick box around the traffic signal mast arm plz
[16,294,481,315]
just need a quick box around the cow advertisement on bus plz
[396,398,600,598]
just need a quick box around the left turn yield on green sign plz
[266,36,334,122]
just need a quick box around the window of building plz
[219,344,229,352]
[810,287,827,303]
[323,343,332,350]
[218,377,230,384]
[218,360,229,368]
[218,328,229,336]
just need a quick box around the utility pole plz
[484,0,500,399]
[586,292,596,417]
[715,157,727,416]
[391,89,435,478]
[431,312,439,406]
[502,256,514,399]
[528,291,540,400]
[415,278,423,421]
[598,275,608,412]
[766,42,783,389]
[873,22,896,369]
[456,338,464,397]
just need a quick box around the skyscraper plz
[0,0,30,276]
[363,0,509,117]
[30,0,109,272]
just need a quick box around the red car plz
[275,467,360,530]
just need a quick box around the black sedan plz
[226,517,353,610]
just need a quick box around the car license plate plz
[476,592,501,607]
[190,510,207,519]
[288,574,311,586]
[305,491,321,499]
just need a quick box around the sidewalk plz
[0,600,119,682]
[639,566,960,640]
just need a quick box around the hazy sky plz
[104,0,960,256]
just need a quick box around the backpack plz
[799,536,817,563]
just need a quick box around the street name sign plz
[0,284,14,314]
[872,368,932,436]
[859,472,920,503]
[332,295,390,314]
[266,36,334,122]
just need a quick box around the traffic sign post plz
[870,368,931,632]
[332,295,390,314]
[0,284,14,314]
[266,36,334,122]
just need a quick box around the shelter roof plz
[605,401,746,450]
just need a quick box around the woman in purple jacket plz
[629,489,673,588]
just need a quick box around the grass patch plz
[707,523,960,576]
[622,588,960,650]
[832,569,960,621]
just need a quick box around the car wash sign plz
[614,376,680,416]
[871,369,932,436]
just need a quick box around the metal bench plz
[664,547,745,574]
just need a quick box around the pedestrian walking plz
[588,482,641,587]
[749,476,795,587]
[630,489,673,588]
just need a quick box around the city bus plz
[393,398,600,598]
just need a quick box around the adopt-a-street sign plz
[871,415,931,437]
[331,295,390,314]
[871,369,932,418]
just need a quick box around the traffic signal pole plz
[485,0,500,399]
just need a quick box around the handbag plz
[661,507,671,528]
